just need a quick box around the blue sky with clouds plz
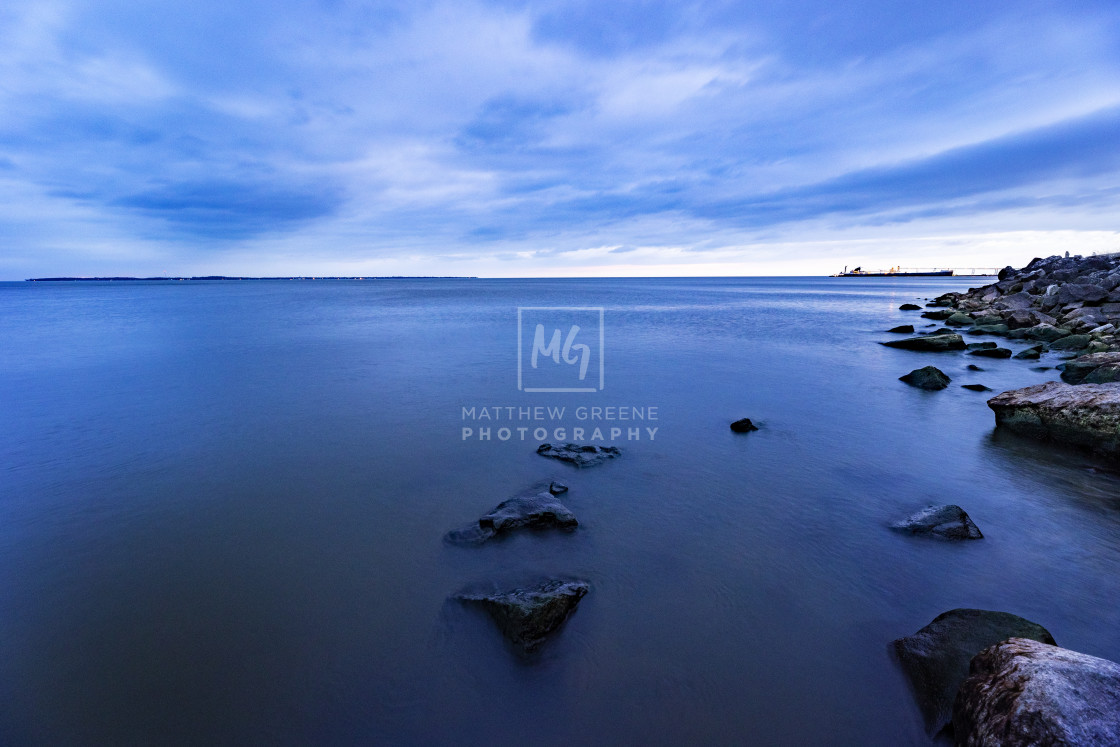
[1,0,1119,277]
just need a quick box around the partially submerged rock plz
[954,638,1120,746]
[900,303,922,310]
[966,341,997,350]
[969,347,1012,359]
[730,418,759,432]
[457,578,589,653]
[900,366,951,390]
[962,384,992,392]
[445,483,578,545]
[537,442,621,467]
[1012,346,1041,360]
[892,609,1056,735]
[891,504,982,539]
[1058,352,1120,384]
[881,334,966,352]
[988,382,1120,458]
[888,324,915,333]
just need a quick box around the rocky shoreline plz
[881,253,1120,743]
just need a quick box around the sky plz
[1,0,1119,278]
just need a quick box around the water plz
[2,277,1119,745]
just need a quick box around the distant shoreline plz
[24,276,478,282]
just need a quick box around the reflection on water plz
[1,277,1119,744]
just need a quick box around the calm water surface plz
[2,277,1120,745]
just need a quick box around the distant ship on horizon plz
[831,265,955,277]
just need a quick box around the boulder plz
[891,504,982,539]
[966,342,997,350]
[973,315,1004,326]
[537,442,621,467]
[953,638,1120,746]
[730,418,759,433]
[1057,283,1108,305]
[1013,346,1042,360]
[970,347,1012,359]
[900,303,922,311]
[968,324,1010,336]
[1012,323,1070,343]
[1085,364,1120,384]
[891,609,1056,735]
[888,324,915,333]
[881,334,966,352]
[988,381,1120,457]
[457,578,589,653]
[1058,352,1120,384]
[900,366,951,390]
[1049,333,1091,351]
[991,292,1034,311]
[945,312,975,326]
[921,309,956,320]
[445,483,579,545]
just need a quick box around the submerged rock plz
[891,504,982,539]
[445,483,578,545]
[953,638,1120,746]
[457,578,589,653]
[969,347,1012,359]
[892,609,1056,735]
[537,442,621,467]
[962,384,992,392]
[900,366,951,390]
[881,334,966,352]
[988,381,1120,457]
[888,324,915,333]
[967,364,984,371]
[730,418,759,433]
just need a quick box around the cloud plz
[1,0,1119,276]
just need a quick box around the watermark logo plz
[517,307,604,392]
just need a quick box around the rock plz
[730,418,759,432]
[891,609,1056,735]
[1085,364,1120,384]
[962,384,992,392]
[973,315,1004,326]
[537,442,621,467]
[945,312,975,326]
[1048,333,1091,351]
[549,481,568,494]
[891,504,983,539]
[1005,310,1037,330]
[970,347,1012,358]
[953,638,1120,746]
[988,381,1120,457]
[900,303,922,311]
[1012,347,1041,360]
[1058,352,1120,384]
[1015,323,1071,342]
[968,324,1010,336]
[881,334,966,352]
[888,324,915,333]
[967,364,984,371]
[921,309,956,320]
[457,578,589,653]
[991,292,1034,311]
[445,483,579,545]
[966,342,997,350]
[900,366,951,390]
[997,265,1016,280]
[1057,283,1108,305]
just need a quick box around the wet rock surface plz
[899,366,951,390]
[953,638,1120,746]
[457,578,590,653]
[891,504,982,539]
[892,609,1056,735]
[730,418,759,432]
[445,483,578,545]
[537,442,621,467]
[881,334,966,352]
[988,381,1120,458]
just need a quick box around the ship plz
[831,266,954,277]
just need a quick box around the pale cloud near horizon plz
[1,0,1119,278]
